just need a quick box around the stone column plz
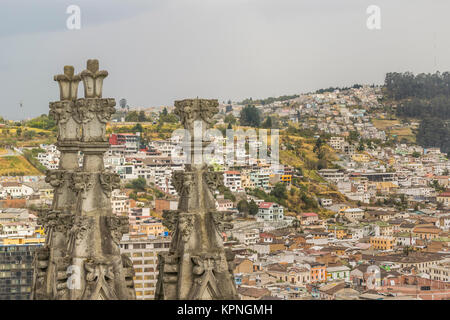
[32,65,81,300]
[32,60,135,300]
[155,99,238,300]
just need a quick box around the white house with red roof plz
[257,202,284,221]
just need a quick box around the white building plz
[257,202,284,222]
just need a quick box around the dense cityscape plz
[1,78,449,300]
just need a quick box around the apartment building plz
[429,262,450,282]
[369,236,395,250]
[233,228,260,246]
[109,133,140,155]
[329,137,345,150]
[119,235,171,300]
[0,243,42,300]
[111,190,130,215]
[224,171,242,192]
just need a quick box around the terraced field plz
[0,155,42,176]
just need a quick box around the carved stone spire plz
[32,60,135,300]
[155,98,238,300]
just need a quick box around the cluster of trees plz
[239,94,299,106]
[124,108,179,124]
[158,108,178,123]
[397,96,450,119]
[239,105,261,127]
[125,177,146,191]
[125,110,150,122]
[416,118,450,154]
[238,106,279,129]
[26,114,56,130]
[385,71,450,100]
[285,126,316,138]
[237,199,259,216]
[384,71,450,154]
[315,84,363,94]
[248,186,285,207]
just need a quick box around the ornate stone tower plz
[32,60,135,300]
[155,98,239,300]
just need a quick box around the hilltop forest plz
[384,71,450,153]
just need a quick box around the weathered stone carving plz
[69,215,93,246]
[99,171,121,197]
[31,247,50,299]
[211,211,233,233]
[156,99,238,300]
[32,60,135,300]
[121,254,136,298]
[45,169,65,188]
[203,169,224,190]
[106,215,129,245]
[38,210,73,233]
[83,259,117,300]
[162,210,179,232]
[75,98,116,142]
[174,98,218,131]
[70,171,94,195]
[171,170,194,196]
[178,213,196,243]
[188,254,221,300]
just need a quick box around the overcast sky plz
[1,0,450,120]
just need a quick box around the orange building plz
[310,262,327,283]
[281,175,292,184]
[370,236,395,250]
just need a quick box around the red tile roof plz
[302,212,318,217]
[225,171,240,175]
[259,202,274,209]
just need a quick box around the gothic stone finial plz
[54,65,81,101]
[80,59,109,98]
[174,98,218,132]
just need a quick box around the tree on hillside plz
[237,200,249,216]
[224,114,236,125]
[125,111,139,122]
[313,137,325,155]
[262,116,272,129]
[132,123,143,133]
[248,199,259,215]
[270,183,287,200]
[240,105,261,127]
[348,131,360,143]
[126,177,146,192]
[27,114,56,130]
[138,111,147,122]
[417,117,450,153]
